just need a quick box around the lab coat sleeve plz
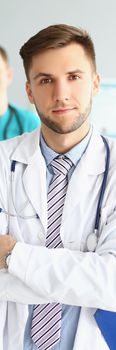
[0,145,49,305]
[8,206,116,311]
[0,270,52,304]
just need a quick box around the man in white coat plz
[0,24,116,350]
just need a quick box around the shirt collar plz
[40,126,93,167]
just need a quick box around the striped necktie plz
[31,155,73,350]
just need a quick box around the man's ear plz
[92,73,101,96]
[26,81,34,103]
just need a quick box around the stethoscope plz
[86,136,110,251]
[3,104,23,139]
[0,136,110,252]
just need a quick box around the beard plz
[34,97,92,135]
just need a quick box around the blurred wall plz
[0,0,116,108]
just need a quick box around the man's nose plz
[52,80,70,102]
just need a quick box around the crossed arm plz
[1,214,116,311]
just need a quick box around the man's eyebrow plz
[33,69,85,80]
[67,69,85,74]
[33,72,53,80]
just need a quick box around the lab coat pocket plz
[8,211,44,245]
[16,199,37,218]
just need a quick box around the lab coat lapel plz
[22,148,47,233]
[11,128,48,233]
[61,131,106,225]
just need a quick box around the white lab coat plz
[0,127,116,349]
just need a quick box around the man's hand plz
[0,234,16,269]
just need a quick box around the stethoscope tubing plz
[94,136,110,231]
[3,104,23,139]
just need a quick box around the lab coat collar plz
[10,127,106,175]
[82,129,106,175]
[10,127,41,164]
[60,130,106,242]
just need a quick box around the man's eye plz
[40,78,52,84]
[69,75,80,80]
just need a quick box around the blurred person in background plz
[0,46,40,140]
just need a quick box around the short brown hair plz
[20,24,96,79]
[0,46,9,64]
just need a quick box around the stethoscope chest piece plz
[87,232,98,252]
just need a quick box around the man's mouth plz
[52,107,76,114]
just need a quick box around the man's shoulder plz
[0,127,40,161]
[107,135,116,148]
[105,136,116,169]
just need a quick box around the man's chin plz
[45,122,82,134]
[37,110,90,134]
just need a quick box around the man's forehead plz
[29,44,91,76]
[32,43,85,60]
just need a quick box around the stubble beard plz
[35,98,92,135]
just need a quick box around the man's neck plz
[41,119,91,153]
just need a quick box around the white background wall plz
[0,0,116,109]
